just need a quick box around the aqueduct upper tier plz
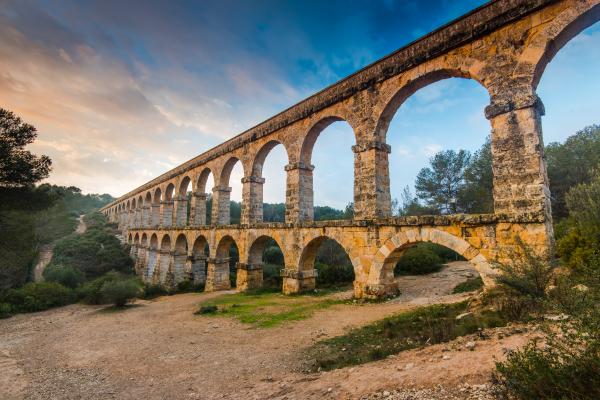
[101,0,600,298]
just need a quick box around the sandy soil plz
[0,262,535,400]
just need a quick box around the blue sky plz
[0,1,598,208]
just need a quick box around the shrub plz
[394,245,443,275]
[0,302,13,318]
[43,263,85,289]
[195,305,218,315]
[100,279,142,307]
[176,280,204,293]
[2,282,76,313]
[496,238,555,300]
[263,245,284,265]
[142,283,169,299]
[78,271,126,304]
[315,262,354,285]
[262,263,283,288]
[452,276,483,293]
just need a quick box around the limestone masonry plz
[101,0,600,298]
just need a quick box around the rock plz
[544,314,569,321]
[465,341,476,351]
[442,355,450,360]
[455,312,473,321]
[573,284,589,292]
[404,363,414,370]
[383,390,390,396]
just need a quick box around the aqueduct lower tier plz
[124,214,547,298]
[102,0,600,297]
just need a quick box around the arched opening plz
[245,235,285,291]
[173,234,188,286]
[136,195,143,228]
[129,199,136,227]
[137,233,148,277]
[176,176,192,227]
[251,141,288,223]
[369,229,495,299]
[300,118,355,221]
[535,17,600,220]
[146,234,159,283]
[131,233,139,259]
[128,233,133,244]
[162,183,175,227]
[297,236,354,292]
[381,73,492,216]
[194,168,214,226]
[158,234,172,285]
[152,187,162,227]
[206,235,239,291]
[143,192,152,227]
[215,157,244,225]
[191,236,209,287]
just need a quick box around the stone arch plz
[128,233,133,243]
[173,234,188,285]
[375,69,490,141]
[247,235,285,265]
[206,234,239,291]
[367,228,496,298]
[158,234,172,284]
[196,167,214,194]
[178,176,192,197]
[530,3,600,90]
[218,156,244,187]
[164,183,175,201]
[252,140,290,177]
[134,233,140,244]
[153,187,162,205]
[146,233,160,282]
[191,235,209,285]
[300,116,356,165]
[151,187,162,227]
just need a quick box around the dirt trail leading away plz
[33,215,87,282]
[1,262,532,400]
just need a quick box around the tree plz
[396,186,437,216]
[0,108,52,187]
[546,125,600,219]
[459,137,494,213]
[415,150,471,214]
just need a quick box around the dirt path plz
[33,215,87,282]
[0,263,533,400]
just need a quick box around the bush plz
[78,271,126,304]
[195,305,218,315]
[394,245,443,275]
[494,310,600,399]
[43,263,85,289]
[100,279,142,307]
[142,283,169,299]
[452,276,483,293]
[176,280,204,293]
[0,302,13,318]
[262,263,283,288]
[263,245,284,265]
[496,238,554,300]
[1,282,76,313]
[315,262,354,285]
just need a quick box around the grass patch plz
[452,276,484,293]
[308,301,507,371]
[195,288,344,328]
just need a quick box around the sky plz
[1,0,599,208]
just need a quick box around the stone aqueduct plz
[101,0,600,298]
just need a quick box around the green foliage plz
[262,203,285,222]
[496,238,555,300]
[315,238,352,268]
[546,124,600,219]
[459,137,494,214]
[315,262,354,286]
[0,108,52,187]
[0,209,38,290]
[78,271,129,304]
[309,302,506,371]
[0,302,13,318]
[51,228,133,279]
[494,255,600,400]
[452,276,483,293]
[196,289,342,328]
[263,263,283,288]
[100,278,142,307]
[415,149,471,214]
[263,244,284,265]
[43,264,85,289]
[0,282,76,313]
[142,283,169,299]
[394,244,443,276]
[396,186,439,216]
[195,305,218,314]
